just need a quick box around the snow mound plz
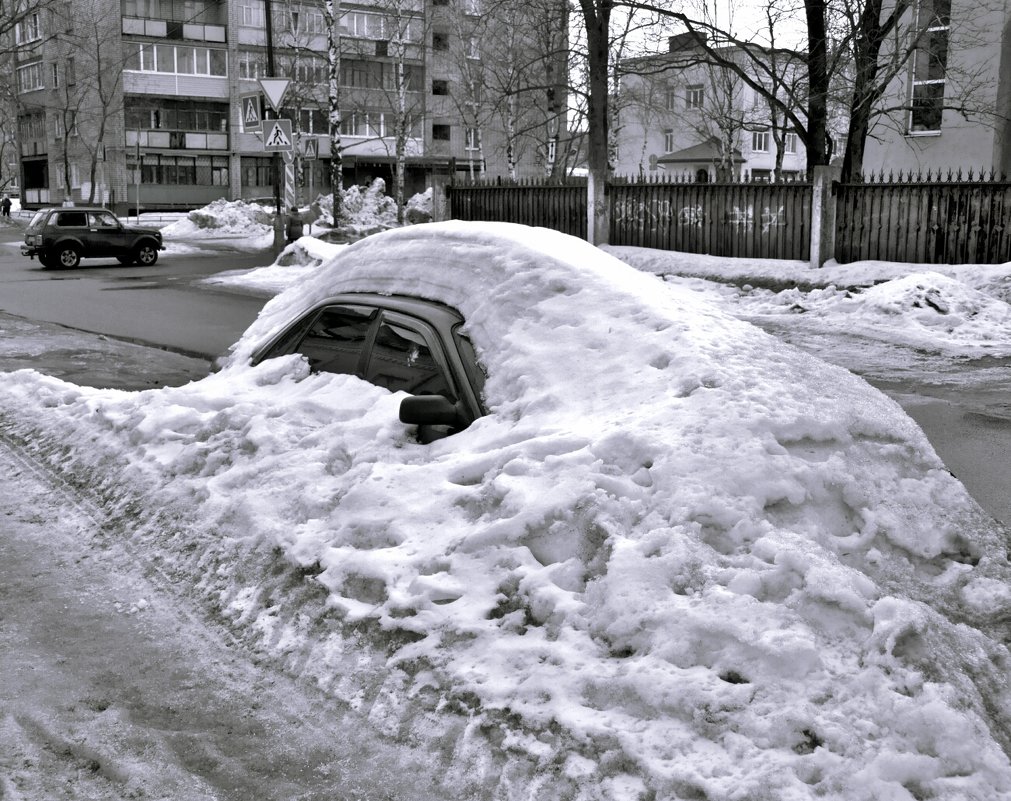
[161,198,274,238]
[2,221,1011,798]
[735,272,1011,357]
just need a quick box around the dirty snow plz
[0,220,1009,799]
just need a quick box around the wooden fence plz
[835,171,1011,265]
[448,171,1011,265]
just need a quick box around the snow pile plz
[204,237,347,295]
[611,247,1011,359]
[161,197,274,239]
[1,222,1010,798]
[313,178,432,232]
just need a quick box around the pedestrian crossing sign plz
[263,119,293,152]
[303,138,318,160]
[240,92,262,133]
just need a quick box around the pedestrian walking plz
[1,195,11,217]
[285,206,304,244]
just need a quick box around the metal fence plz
[447,177,587,239]
[449,174,812,261]
[835,170,1011,265]
[609,175,811,260]
[448,171,1011,265]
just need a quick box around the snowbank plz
[1,222,1009,799]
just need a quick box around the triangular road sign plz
[263,119,293,152]
[303,138,318,160]
[258,78,290,113]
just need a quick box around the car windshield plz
[28,211,46,228]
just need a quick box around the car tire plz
[55,245,80,269]
[134,243,158,266]
[37,253,52,268]
[117,255,134,265]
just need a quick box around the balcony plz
[123,17,226,43]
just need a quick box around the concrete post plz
[810,165,841,268]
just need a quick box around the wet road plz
[0,226,269,360]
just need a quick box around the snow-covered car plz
[3,221,1010,798]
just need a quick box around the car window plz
[364,316,454,398]
[291,305,376,375]
[55,211,87,227]
[28,211,46,228]
[88,211,119,228]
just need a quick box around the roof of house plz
[658,137,745,164]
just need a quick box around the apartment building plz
[14,0,566,212]
[615,34,808,182]
[862,0,1011,174]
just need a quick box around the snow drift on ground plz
[608,246,1011,359]
[1,222,1010,799]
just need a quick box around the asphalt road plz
[0,223,269,363]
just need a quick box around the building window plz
[663,130,675,153]
[432,123,451,141]
[752,130,770,152]
[433,31,449,50]
[16,62,44,93]
[66,57,75,85]
[909,0,949,133]
[239,0,265,27]
[124,43,227,76]
[432,79,449,95]
[465,127,479,150]
[784,132,798,154]
[15,12,41,44]
[686,85,704,109]
[51,62,60,88]
[665,89,676,110]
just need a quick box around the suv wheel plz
[55,245,80,269]
[37,253,52,268]
[135,243,159,266]
[117,255,134,265]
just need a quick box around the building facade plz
[861,0,1011,175]
[13,0,566,212]
[615,35,809,182]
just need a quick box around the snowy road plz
[0,441,450,801]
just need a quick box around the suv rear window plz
[56,211,87,227]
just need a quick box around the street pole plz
[264,0,285,248]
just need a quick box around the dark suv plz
[21,207,164,268]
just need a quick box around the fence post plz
[810,165,841,268]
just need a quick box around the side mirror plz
[399,395,463,426]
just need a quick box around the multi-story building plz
[13,0,566,213]
[861,0,1011,174]
[615,34,809,182]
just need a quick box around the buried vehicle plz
[21,207,164,268]
[1,221,1010,798]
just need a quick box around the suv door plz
[86,210,125,257]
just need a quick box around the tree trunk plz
[325,0,344,221]
[580,0,612,245]
[804,0,830,169]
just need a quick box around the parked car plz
[21,207,164,268]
